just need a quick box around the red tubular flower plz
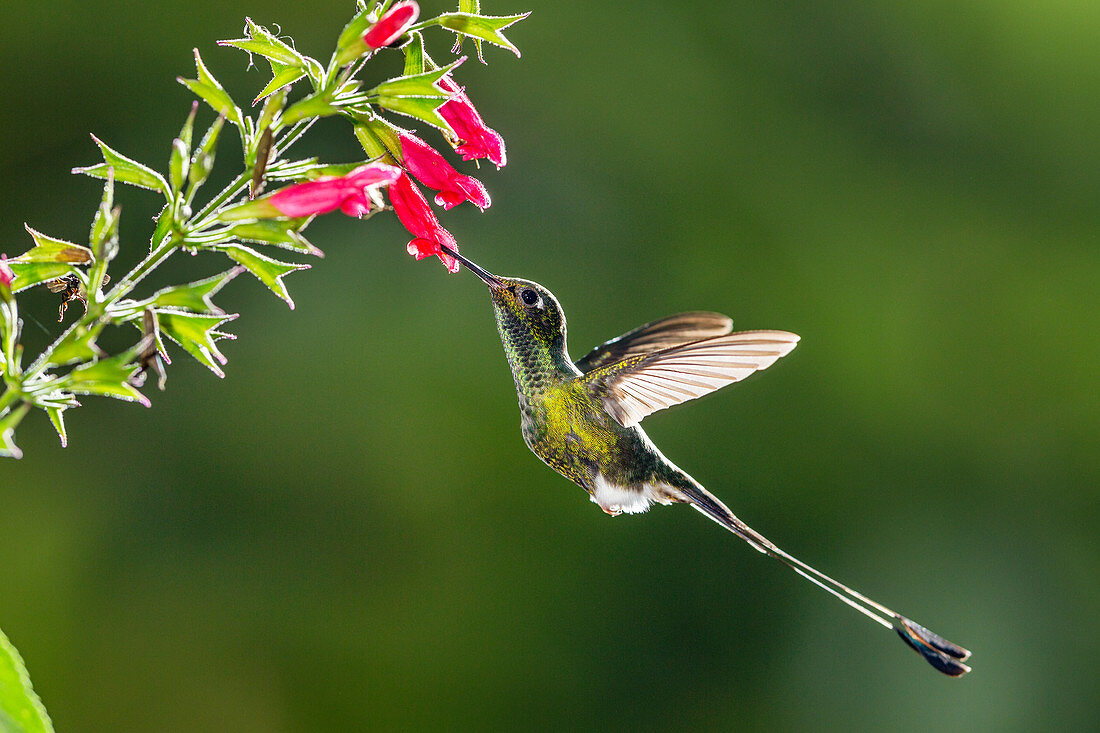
[398,133,490,211]
[363,1,420,50]
[438,70,507,168]
[267,162,401,218]
[389,173,460,272]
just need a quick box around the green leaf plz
[89,177,119,259]
[0,404,31,461]
[45,406,67,448]
[0,626,52,730]
[228,220,321,257]
[72,135,170,195]
[373,94,451,132]
[177,49,245,129]
[434,11,529,57]
[67,352,149,406]
[151,269,240,313]
[368,63,455,99]
[17,226,93,265]
[6,263,77,294]
[218,245,309,309]
[156,309,237,377]
[219,18,308,69]
[255,67,304,106]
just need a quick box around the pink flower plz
[267,163,401,218]
[439,70,507,168]
[363,1,420,50]
[389,173,460,273]
[398,133,490,211]
[0,255,13,288]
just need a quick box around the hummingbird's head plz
[440,245,568,355]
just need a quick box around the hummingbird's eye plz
[520,288,539,306]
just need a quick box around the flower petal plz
[363,1,420,50]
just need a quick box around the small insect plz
[46,273,109,322]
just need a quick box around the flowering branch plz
[0,0,527,462]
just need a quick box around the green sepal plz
[367,62,456,100]
[169,138,189,196]
[18,226,94,265]
[372,94,451,132]
[336,7,376,66]
[0,403,31,460]
[279,88,341,128]
[156,309,237,378]
[48,322,105,366]
[228,220,321,257]
[453,0,484,61]
[0,627,54,729]
[434,11,529,57]
[151,269,240,313]
[6,263,78,294]
[178,49,245,129]
[188,115,226,194]
[403,32,426,75]
[67,350,150,406]
[90,177,120,261]
[219,18,309,69]
[218,244,309,309]
[72,135,170,196]
[46,406,68,448]
[353,115,403,160]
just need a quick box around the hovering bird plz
[439,245,971,676]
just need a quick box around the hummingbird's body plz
[441,245,972,677]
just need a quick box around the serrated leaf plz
[6,262,78,294]
[178,49,245,128]
[46,406,67,448]
[17,227,93,265]
[219,18,307,68]
[72,135,170,195]
[373,95,451,132]
[151,269,240,313]
[435,12,529,57]
[68,353,149,406]
[0,626,52,730]
[368,63,455,99]
[219,245,309,309]
[228,220,321,256]
[255,66,306,105]
[0,404,30,460]
[156,309,237,377]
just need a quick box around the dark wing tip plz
[896,617,972,676]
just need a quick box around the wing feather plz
[573,312,733,373]
[584,330,800,427]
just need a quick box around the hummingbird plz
[439,245,972,677]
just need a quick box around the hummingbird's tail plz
[673,479,971,676]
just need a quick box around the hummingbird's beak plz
[439,245,504,290]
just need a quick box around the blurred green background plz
[1,1,1097,730]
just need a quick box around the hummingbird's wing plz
[573,312,733,373]
[583,330,799,427]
